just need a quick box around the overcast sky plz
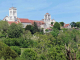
[0,0,80,23]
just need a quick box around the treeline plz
[0,21,80,60]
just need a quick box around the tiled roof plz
[8,21,19,25]
[19,18,31,23]
[64,24,70,27]
[30,20,44,24]
[46,13,49,14]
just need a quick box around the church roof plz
[9,7,17,10]
[8,21,19,25]
[45,13,50,15]
[19,18,31,23]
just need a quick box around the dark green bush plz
[21,49,37,60]
[10,46,21,55]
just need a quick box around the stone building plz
[3,7,56,32]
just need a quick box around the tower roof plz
[45,13,50,15]
[9,7,17,10]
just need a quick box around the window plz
[10,16,12,19]
[10,11,12,15]
[13,11,16,15]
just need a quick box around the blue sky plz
[0,0,80,23]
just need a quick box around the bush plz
[21,49,37,60]
[2,46,18,60]
[7,23,23,38]
[10,46,21,55]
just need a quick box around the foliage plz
[50,28,59,37]
[47,46,66,60]
[60,22,64,26]
[53,22,60,30]
[70,22,76,27]
[21,49,37,60]
[2,38,35,48]
[7,23,23,38]
[0,21,9,32]
[76,22,80,27]
[10,46,21,55]
[2,46,18,60]
[51,22,53,25]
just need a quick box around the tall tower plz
[44,13,51,22]
[9,7,17,21]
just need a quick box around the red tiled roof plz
[30,20,44,24]
[19,18,31,23]
[8,21,19,25]
[64,24,70,27]
[46,13,49,14]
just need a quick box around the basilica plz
[3,7,56,32]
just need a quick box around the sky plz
[0,0,80,23]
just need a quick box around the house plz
[64,24,71,28]
[3,7,56,32]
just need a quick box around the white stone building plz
[3,7,56,31]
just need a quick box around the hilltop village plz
[3,7,71,33]
[1,7,80,60]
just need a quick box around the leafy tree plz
[10,46,21,55]
[60,22,64,26]
[70,22,76,27]
[7,23,23,38]
[2,46,18,60]
[47,46,66,60]
[33,22,39,33]
[76,22,80,27]
[50,28,59,37]
[25,25,32,30]
[53,22,60,30]
[51,22,53,25]
[0,21,9,32]
[21,49,37,60]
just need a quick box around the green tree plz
[70,22,76,27]
[0,21,9,32]
[50,28,59,37]
[21,49,37,60]
[7,23,23,38]
[10,46,21,55]
[2,46,18,60]
[60,22,64,26]
[33,22,39,33]
[76,22,80,27]
[53,22,60,30]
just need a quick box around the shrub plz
[10,46,21,55]
[21,49,37,60]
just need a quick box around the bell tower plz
[44,13,51,22]
[9,7,17,21]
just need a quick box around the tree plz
[0,21,9,32]
[70,22,76,27]
[60,22,64,26]
[53,22,60,30]
[33,22,39,33]
[25,25,32,30]
[7,23,23,38]
[76,22,80,27]
[51,22,53,25]
[2,46,18,60]
[21,49,37,60]
[50,28,59,37]
[10,46,21,55]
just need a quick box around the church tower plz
[9,7,17,21]
[44,13,51,22]
[44,13,51,24]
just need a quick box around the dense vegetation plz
[0,21,80,60]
